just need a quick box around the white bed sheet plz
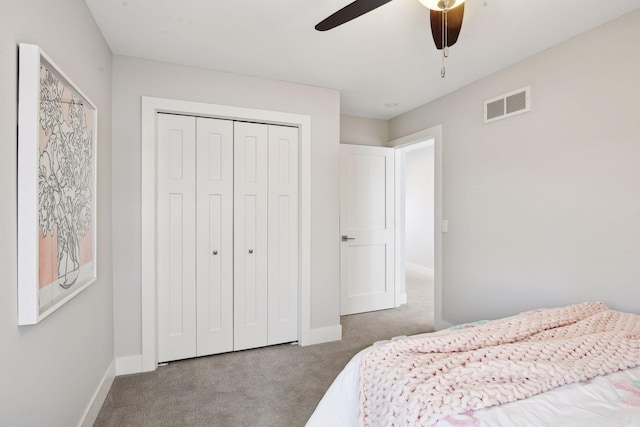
[307,342,640,427]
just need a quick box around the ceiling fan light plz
[417,0,464,11]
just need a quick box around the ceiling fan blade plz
[429,3,464,49]
[315,0,394,31]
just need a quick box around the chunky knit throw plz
[358,302,640,426]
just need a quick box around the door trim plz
[141,96,311,372]
[390,125,451,330]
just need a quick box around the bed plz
[307,302,640,426]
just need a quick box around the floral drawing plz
[38,66,93,289]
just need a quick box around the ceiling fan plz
[315,0,465,77]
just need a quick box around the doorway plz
[391,124,446,330]
[395,139,435,325]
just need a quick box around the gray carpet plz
[95,272,434,427]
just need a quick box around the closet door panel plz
[196,117,234,356]
[233,122,268,351]
[267,125,299,345]
[157,114,197,362]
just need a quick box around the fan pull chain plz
[441,10,448,78]
[444,11,449,58]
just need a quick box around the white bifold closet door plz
[266,125,299,346]
[196,117,234,356]
[233,122,269,350]
[233,122,299,350]
[157,114,298,363]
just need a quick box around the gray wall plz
[405,144,435,270]
[389,10,640,324]
[112,55,341,358]
[340,114,389,146]
[0,1,113,426]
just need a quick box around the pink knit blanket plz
[359,302,640,426]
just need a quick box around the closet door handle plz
[248,249,254,254]
[341,235,355,241]
[212,250,218,255]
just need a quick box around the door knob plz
[248,249,254,254]
[212,250,218,255]
[341,235,355,241]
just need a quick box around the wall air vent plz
[484,86,530,123]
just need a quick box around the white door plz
[195,117,234,356]
[157,113,197,362]
[233,122,299,349]
[340,144,395,315]
[267,125,299,345]
[158,115,235,362]
[158,116,299,360]
[233,122,269,351]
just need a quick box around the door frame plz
[141,96,311,372]
[390,125,451,330]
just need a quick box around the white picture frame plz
[18,43,98,325]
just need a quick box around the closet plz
[156,113,299,363]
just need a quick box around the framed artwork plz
[18,44,97,325]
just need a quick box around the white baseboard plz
[79,358,115,427]
[308,324,342,345]
[397,293,407,306]
[116,354,144,376]
[406,263,435,277]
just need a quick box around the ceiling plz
[85,0,640,120]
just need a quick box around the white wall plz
[0,1,114,426]
[405,144,435,270]
[389,9,640,324]
[340,114,389,146]
[112,56,341,359]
